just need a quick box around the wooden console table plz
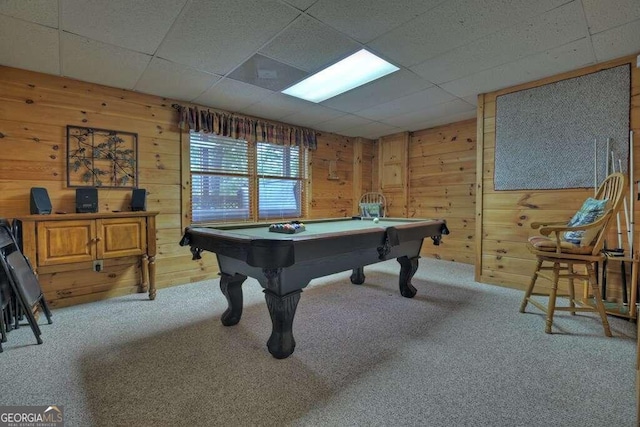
[16,211,159,300]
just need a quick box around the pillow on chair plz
[360,203,381,217]
[563,197,609,246]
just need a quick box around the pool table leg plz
[219,272,247,326]
[350,267,365,284]
[264,289,301,359]
[397,255,419,298]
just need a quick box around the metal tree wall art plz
[67,125,138,188]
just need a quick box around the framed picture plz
[66,125,138,188]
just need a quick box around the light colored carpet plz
[0,258,636,426]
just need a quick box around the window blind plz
[190,133,306,223]
[257,143,302,220]
[190,133,251,222]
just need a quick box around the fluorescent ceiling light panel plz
[282,49,399,103]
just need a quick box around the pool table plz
[179,217,449,359]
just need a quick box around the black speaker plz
[76,188,98,213]
[30,187,52,215]
[131,188,147,212]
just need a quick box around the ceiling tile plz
[379,99,475,128]
[463,95,478,106]
[355,86,456,120]
[339,121,402,139]
[592,19,640,62]
[313,114,375,134]
[157,0,300,75]
[61,33,152,89]
[260,15,360,73]
[62,0,186,55]
[0,0,58,27]
[279,103,344,127]
[227,54,308,91]
[441,38,596,98]
[369,0,570,67]
[0,16,59,74]
[281,0,318,11]
[582,0,640,34]
[407,110,477,132]
[321,69,434,113]
[134,58,220,102]
[307,0,444,43]
[411,1,588,84]
[242,93,310,121]
[193,78,274,112]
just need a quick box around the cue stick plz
[613,153,623,249]
[616,156,631,304]
[594,138,598,196]
[630,130,635,255]
[606,138,611,175]
[619,158,632,250]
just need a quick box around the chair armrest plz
[538,213,610,237]
[531,221,567,230]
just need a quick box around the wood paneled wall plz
[0,66,366,307]
[476,54,640,298]
[409,119,476,264]
[372,121,477,264]
[378,132,409,217]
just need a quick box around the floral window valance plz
[173,104,317,150]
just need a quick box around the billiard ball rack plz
[269,222,306,234]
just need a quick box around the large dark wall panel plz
[495,64,630,190]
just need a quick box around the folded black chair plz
[0,222,52,348]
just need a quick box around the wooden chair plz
[519,172,627,336]
[359,192,386,218]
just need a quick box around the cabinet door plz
[36,220,96,266]
[97,217,147,259]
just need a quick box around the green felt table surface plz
[192,217,437,240]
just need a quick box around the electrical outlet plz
[93,260,104,272]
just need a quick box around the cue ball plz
[373,218,379,223]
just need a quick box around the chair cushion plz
[360,203,381,217]
[563,197,608,245]
[528,236,593,254]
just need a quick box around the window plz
[190,132,307,223]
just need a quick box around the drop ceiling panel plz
[411,1,588,84]
[0,15,59,75]
[156,0,299,75]
[592,19,640,62]
[279,103,344,127]
[356,86,457,120]
[313,114,376,134]
[135,58,221,102]
[582,0,640,34]
[61,33,152,89]
[339,121,402,139]
[260,16,360,73]
[306,0,444,43]
[0,0,58,27]
[227,54,308,91]
[193,78,274,112]
[369,0,571,67]
[409,110,477,132]
[321,69,434,113]
[441,38,596,98]
[242,93,315,121]
[62,0,186,54]
[379,99,475,128]
[281,0,318,11]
